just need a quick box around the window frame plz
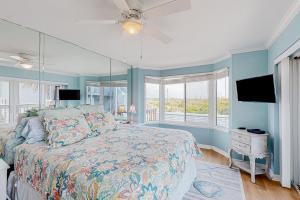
[86,80,128,114]
[0,76,67,125]
[144,68,229,130]
[215,76,230,130]
[144,78,162,123]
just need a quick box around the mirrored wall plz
[0,19,132,125]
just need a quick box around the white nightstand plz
[0,159,9,200]
[229,129,270,183]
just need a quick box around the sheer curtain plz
[290,58,300,192]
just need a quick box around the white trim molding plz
[229,47,266,55]
[269,169,281,182]
[278,57,292,188]
[266,0,300,48]
[274,39,300,65]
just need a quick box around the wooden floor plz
[199,149,300,200]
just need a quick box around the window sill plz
[144,121,230,132]
[213,126,229,133]
[157,121,210,129]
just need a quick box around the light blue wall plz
[0,65,82,106]
[131,68,161,122]
[0,65,79,89]
[268,12,300,174]
[231,50,269,130]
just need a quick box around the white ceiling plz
[0,19,130,76]
[0,0,295,69]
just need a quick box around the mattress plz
[15,125,201,199]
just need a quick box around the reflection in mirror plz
[41,34,111,110]
[41,32,131,121]
[0,19,40,125]
[0,19,131,125]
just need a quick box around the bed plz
[12,124,200,200]
[0,126,18,165]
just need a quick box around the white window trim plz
[159,120,210,129]
[214,75,230,131]
[144,68,229,130]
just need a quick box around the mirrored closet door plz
[0,19,132,125]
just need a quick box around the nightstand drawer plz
[231,132,251,144]
[231,140,251,154]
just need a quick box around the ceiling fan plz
[0,52,36,69]
[78,0,191,44]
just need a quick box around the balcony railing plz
[145,108,159,122]
[145,108,229,128]
[0,104,39,124]
[0,105,9,124]
[16,104,39,115]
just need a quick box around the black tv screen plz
[236,74,276,103]
[59,89,80,100]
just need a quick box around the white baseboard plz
[198,144,229,158]
[269,169,280,182]
[197,144,212,150]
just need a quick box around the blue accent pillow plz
[21,117,46,144]
[15,117,30,138]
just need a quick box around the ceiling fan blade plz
[0,57,13,62]
[143,0,191,20]
[112,0,130,11]
[127,0,143,10]
[77,19,118,25]
[143,25,172,44]
[10,55,24,61]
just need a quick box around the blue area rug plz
[183,161,245,200]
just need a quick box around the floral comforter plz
[0,126,14,158]
[15,125,200,200]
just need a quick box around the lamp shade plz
[129,104,136,113]
[118,105,126,113]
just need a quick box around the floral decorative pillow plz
[43,108,91,147]
[84,112,117,137]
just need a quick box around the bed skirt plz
[7,158,196,200]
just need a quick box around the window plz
[165,83,185,122]
[0,78,66,124]
[18,81,40,114]
[86,82,101,105]
[144,68,229,129]
[112,85,127,119]
[145,83,160,122]
[0,81,9,124]
[89,81,128,117]
[216,76,229,128]
[186,81,209,124]
[18,81,66,114]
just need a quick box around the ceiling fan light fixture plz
[20,62,33,69]
[122,20,142,35]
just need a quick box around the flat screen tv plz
[59,89,80,100]
[236,74,276,103]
